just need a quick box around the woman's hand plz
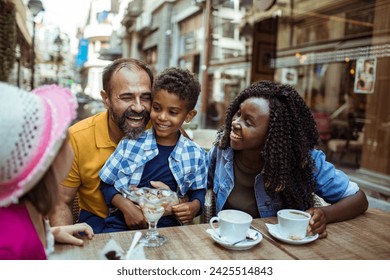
[51,223,94,246]
[306,208,328,238]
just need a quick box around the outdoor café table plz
[49,208,390,260]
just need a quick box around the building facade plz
[121,0,390,178]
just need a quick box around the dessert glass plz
[127,187,179,247]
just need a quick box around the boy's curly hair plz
[153,67,200,111]
[216,80,320,210]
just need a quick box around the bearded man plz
[50,58,155,232]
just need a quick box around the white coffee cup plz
[209,210,253,243]
[277,209,311,240]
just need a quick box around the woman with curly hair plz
[207,80,368,238]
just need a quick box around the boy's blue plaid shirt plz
[99,128,207,197]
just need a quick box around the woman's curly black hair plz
[153,67,200,111]
[216,80,320,210]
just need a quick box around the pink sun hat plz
[0,83,77,207]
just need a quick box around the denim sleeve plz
[312,149,358,203]
[100,180,120,207]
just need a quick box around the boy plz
[99,67,207,232]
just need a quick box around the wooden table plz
[49,208,390,260]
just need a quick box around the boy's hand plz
[122,201,147,230]
[150,180,170,190]
[306,207,328,238]
[114,194,147,230]
[149,181,191,216]
[172,200,201,224]
[163,195,189,216]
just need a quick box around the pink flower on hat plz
[0,83,77,207]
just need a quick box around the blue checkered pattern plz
[99,128,207,196]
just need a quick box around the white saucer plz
[265,223,319,245]
[206,228,262,251]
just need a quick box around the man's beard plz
[110,106,150,139]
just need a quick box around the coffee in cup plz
[209,210,253,243]
[277,209,311,240]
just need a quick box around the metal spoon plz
[230,231,259,246]
[125,231,142,259]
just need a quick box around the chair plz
[327,114,364,167]
[72,194,80,224]
[203,188,217,223]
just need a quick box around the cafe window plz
[213,16,238,40]
[178,54,200,75]
[179,13,203,55]
[182,32,197,53]
[221,0,234,9]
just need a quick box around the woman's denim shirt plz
[207,146,359,217]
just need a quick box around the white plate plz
[206,228,263,251]
[265,223,319,245]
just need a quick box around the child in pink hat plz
[0,83,94,260]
